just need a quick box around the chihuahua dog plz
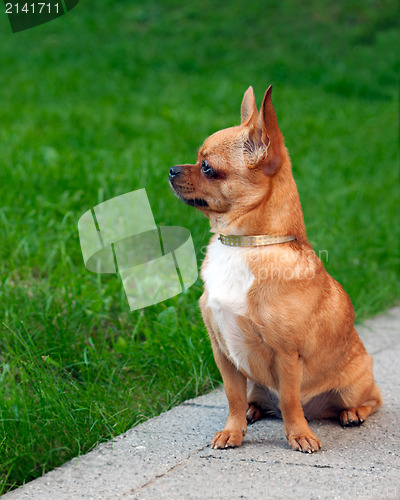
[169,86,382,453]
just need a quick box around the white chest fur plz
[201,238,255,374]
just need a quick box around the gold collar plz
[218,234,296,247]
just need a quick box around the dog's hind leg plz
[247,381,281,423]
[338,381,382,426]
[336,347,382,427]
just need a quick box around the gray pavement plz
[3,306,400,500]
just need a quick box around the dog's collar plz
[218,234,297,247]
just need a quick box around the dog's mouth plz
[169,179,209,208]
[174,194,209,208]
[184,197,208,207]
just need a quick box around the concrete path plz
[4,307,400,500]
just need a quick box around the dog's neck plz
[208,159,308,243]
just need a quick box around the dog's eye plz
[201,160,214,176]
[201,160,224,180]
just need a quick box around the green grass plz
[0,0,399,492]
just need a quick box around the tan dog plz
[169,86,382,453]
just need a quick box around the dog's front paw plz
[288,432,322,453]
[211,429,244,449]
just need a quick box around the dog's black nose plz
[169,166,182,178]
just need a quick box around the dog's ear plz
[257,85,284,176]
[242,86,284,176]
[240,86,258,126]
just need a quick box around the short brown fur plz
[169,86,382,453]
